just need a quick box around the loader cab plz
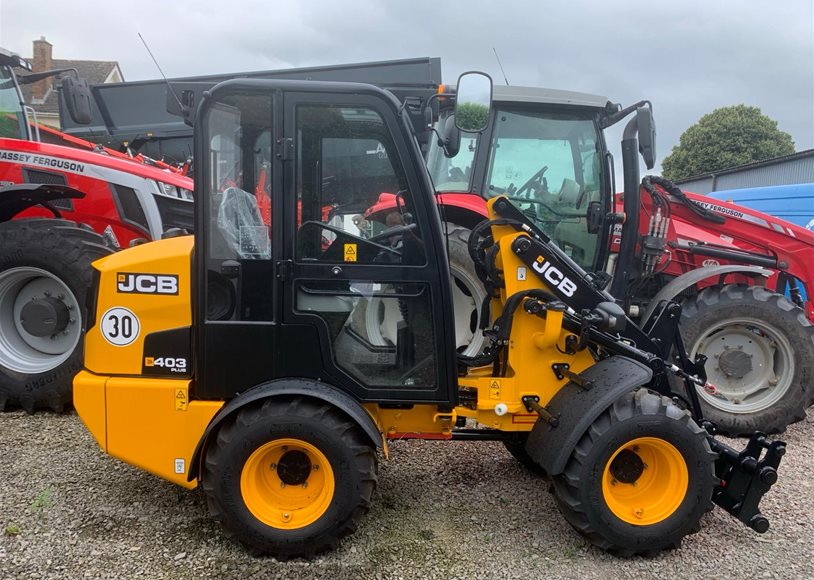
[193,77,483,404]
[426,87,614,272]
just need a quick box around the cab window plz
[485,109,602,269]
[295,104,425,266]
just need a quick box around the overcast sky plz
[1,0,812,173]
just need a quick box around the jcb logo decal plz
[532,256,577,297]
[117,273,179,295]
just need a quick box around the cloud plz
[1,0,811,170]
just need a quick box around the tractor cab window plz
[295,104,425,266]
[0,66,27,139]
[485,109,603,270]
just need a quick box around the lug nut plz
[634,507,644,519]
[270,463,277,470]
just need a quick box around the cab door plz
[281,91,456,403]
[194,90,281,399]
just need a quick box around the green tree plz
[661,105,795,181]
[456,102,489,132]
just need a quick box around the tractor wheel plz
[0,219,111,413]
[679,285,814,435]
[551,389,715,556]
[202,397,378,559]
[503,435,545,475]
[357,223,487,356]
[444,224,488,355]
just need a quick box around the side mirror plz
[454,72,492,132]
[441,114,461,158]
[61,76,92,125]
[637,106,656,170]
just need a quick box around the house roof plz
[19,58,122,114]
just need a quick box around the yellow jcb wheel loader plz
[74,72,785,559]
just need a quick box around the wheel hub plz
[718,347,753,379]
[20,296,71,337]
[277,450,312,486]
[609,449,645,484]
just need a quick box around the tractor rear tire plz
[679,285,814,435]
[0,219,111,413]
[202,397,378,559]
[551,389,716,556]
[444,223,488,356]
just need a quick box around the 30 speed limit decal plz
[100,307,141,346]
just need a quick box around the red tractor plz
[0,47,193,412]
[362,85,814,435]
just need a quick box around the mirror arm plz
[426,125,451,157]
[17,68,80,85]
[600,99,650,129]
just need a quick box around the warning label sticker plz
[174,388,188,412]
[489,380,500,400]
[344,243,357,262]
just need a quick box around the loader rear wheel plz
[679,285,814,435]
[202,397,378,559]
[552,389,715,556]
[0,219,111,413]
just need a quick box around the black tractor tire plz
[679,285,814,435]
[551,389,716,556]
[502,435,546,476]
[202,397,378,559]
[0,219,111,413]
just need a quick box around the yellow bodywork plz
[75,236,223,488]
[74,371,222,488]
[75,197,597,483]
[84,236,193,376]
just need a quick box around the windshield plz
[485,108,603,270]
[426,112,479,192]
[0,66,26,139]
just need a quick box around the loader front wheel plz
[552,389,715,556]
[202,397,377,559]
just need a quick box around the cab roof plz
[492,85,611,110]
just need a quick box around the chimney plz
[31,36,53,101]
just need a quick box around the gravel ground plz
[1,410,813,580]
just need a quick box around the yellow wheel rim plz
[240,438,335,530]
[601,437,688,526]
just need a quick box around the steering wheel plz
[514,165,549,198]
[299,220,403,257]
[369,222,418,243]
